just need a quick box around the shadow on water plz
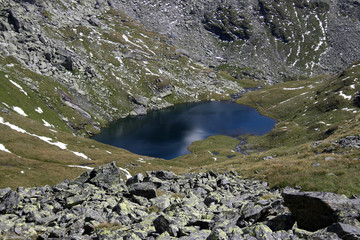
[92,101,276,159]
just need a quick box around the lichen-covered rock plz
[0,190,21,214]
[0,162,357,239]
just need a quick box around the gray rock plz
[8,9,22,32]
[72,161,124,189]
[146,170,179,181]
[0,190,21,214]
[327,222,360,240]
[283,191,360,231]
[129,182,157,199]
[153,215,171,235]
[126,173,145,186]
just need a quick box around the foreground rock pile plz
[0,162,359,239]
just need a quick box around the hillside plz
[0,0,359,197]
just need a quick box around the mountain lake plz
[92,101,276,159]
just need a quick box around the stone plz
[126,173,145,186]
[73,161,124,189]
[0,190,21,214]
[283,191,360,231]
[62,56,74,71]
[129,182,157,199]
[8,9,22,32]
[327,222,360,240]
[206,228,228,240]
[153,215,170,235]
[130,95,149,107]
[146,170,179,181]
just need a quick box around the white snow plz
[339,91,352,100]
[42,119,54,128]
[342,107,357,113]
[314,14,327,51]
[0,117,89,158]
[68,165,94,170]
[20,171,24,174]
[119,167,132,179]
[0,144,11,153]
[122,34,142,49]
[35,107,43,114]
[106,151,112,154]
[350,84,355,89]
[2,102,9,108]
[70,151,89,160]
[283,87,305,90]
[9,80,28,96]
[13,106,27,117]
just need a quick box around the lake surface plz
[92,101,276,159]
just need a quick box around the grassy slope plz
[175,62,360,196]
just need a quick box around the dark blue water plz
[92,101,275,159]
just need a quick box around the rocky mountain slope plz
[0,0,245,136]
[0,0,359,205]
[0,162,359,239]
[115,0,360,83]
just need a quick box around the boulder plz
[126,173,145,186]
[72,161,124,188]
[146,170,179,181]
[0,190,21,214]
[283,191,360,231]
[153,215,170,235]
[327,222,360,240]
[128,182,157,199]
[8,9,22,32]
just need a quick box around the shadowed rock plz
[128,182,157,199]
[283,191,360,231]
[0,190,21,214]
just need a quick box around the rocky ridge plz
[115,0,360,83]
[0,162,359,239]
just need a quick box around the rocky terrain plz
[0,0,359,235]
[0,162,359,239]
[116,0,360,82]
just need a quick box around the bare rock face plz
[114,0,360,83]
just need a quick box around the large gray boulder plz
[71,161,124,189]
[0,190,21,214]
[283,191,360,231]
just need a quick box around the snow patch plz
[122,34,142,49]
[106,151,112,154]
[350,84,355,89]
[342,107,357,113]
[2,102,9,108]
[283,87,305,90]
[0,117,89,158]
[339,91,352,100]
[42,119,54,128]
[35,107,43,114]
[68,165,94,170]
[0,144,11,153]
[70,151,89,160]
[9,80,28,96]
[119,167,132,179]
[13,106,27,117]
